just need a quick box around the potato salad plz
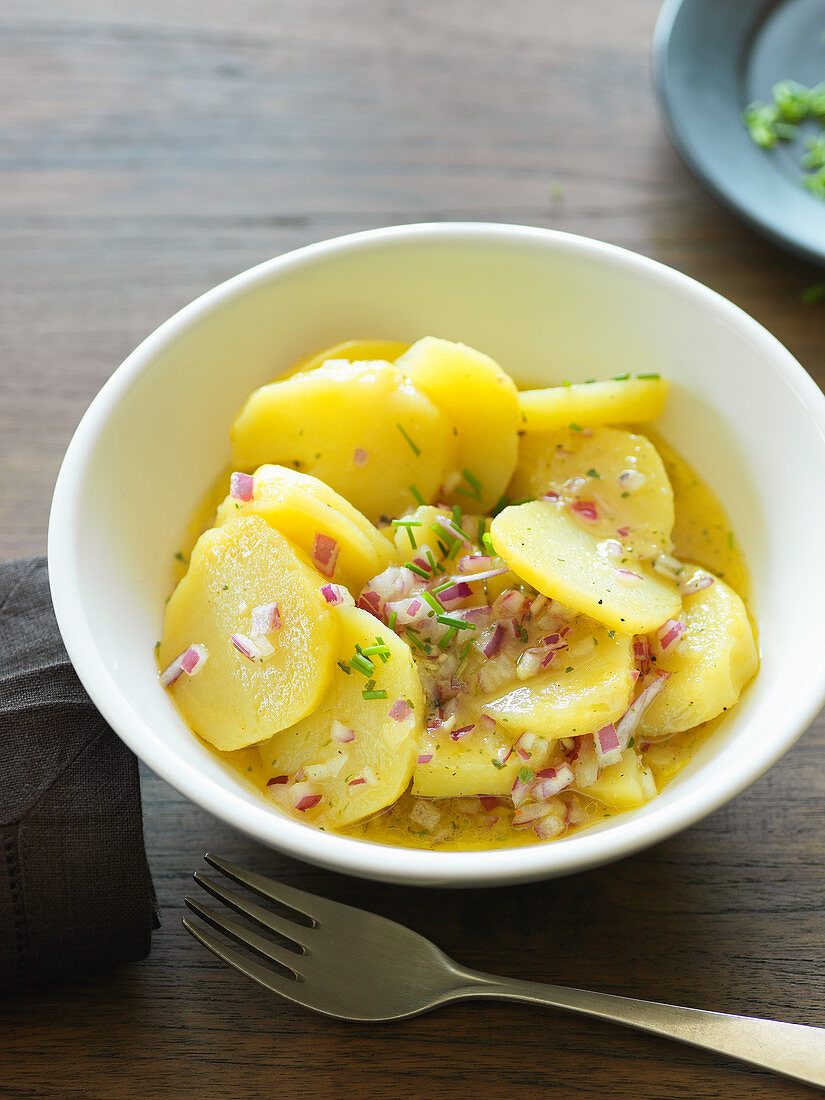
[158,337,758,849]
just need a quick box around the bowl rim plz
[48,221,825,885]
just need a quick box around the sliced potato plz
[519,377,669,433]
[159,516,339,752]
[231,359,454,524]
[396,337,519,511]
[507,426,675,560]
[481,619,635,737]
[215,464,393,592]
[587,748,655,808]
[257,606,422,826]
[490,500,680,634]
[412,722,521,798]
[638,566,758,737]
[296,339,409,374]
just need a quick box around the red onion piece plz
[533,812,565,839]
[617,469,646,491]
[357,590,385,620]
[614,567,641,584]
[230,471,254,501]
[571,500,598,522]
[249,601,281,638]
[531,762,575,800]
[512,801,560,827]
[494,590,526,618]
[416,753,434,765]
[389,699,413,722]
[479,795,500,810]
[321,583,348,606]
[348,777,367,787]
[266,775,289,786]
[682,572,714,596]
[353,447,369,467]
[331,719,356,743]
[564,475,586,494]
[483,623,506,658]
[615,673,670,749]
[616,525,630,537]
[633,634,651,673]
[478,714,497,735]
[450,723,474,741]
[594,723,623,767]
[164,643,209,682]
[511,773,533,808]
[543,490,561,501]
[574,735,600,788]
[312,533,339,578]
[230,632,260,661]
[457,554,493,574]
[289,782,322,811]
[437,581,473,607]
[656,617,685,652]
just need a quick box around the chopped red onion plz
[530,594,549,616]
[633,634,651,673]
[594,723,623,767]
[681,571,714,596]
[653,553,683,580]
[366,565,416,602]
[416,753,434,765]
[478,714,497,735]
[511,773,533,808]
[512,801,559,827]
[543,490,561,501]
[230,471,254,501]
[160,644,209,686]
[514,731,536,759]
[321,583,348,606]
[564,475,586,494]
[614,567,642,584]
[456,566,509,584]
[657,617,685,652]
[615,673,670,749]
[312,533,339,578]
[450,723,475,741]
[493,590,526,618]
[457,554,493,574]
[617,469,646,491]
[357,590,385,620]
[437,582,472,608]
[616,525,630,537]
[533,812,565,839]
[331,719,356,743]
[571,500,598,522]
[290,782,322,812]
[574,735,600,788]
[348,777,367,787]
[517,648,544,680]
[479,795,500,810]
[483,624,506,658]
[249,601,281,638]
[353,447,369,467]
[599,538,623,559]
[463,605,493,626]
[389,699,413,722]
[495,745,512,766]
[531,762,575,800]
[266,775,289,786]
[230,632,260,661]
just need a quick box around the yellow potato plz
[638,566,758,737]
[257,606,422,826]
[159,516,339,752]
[412,717,523,798]
[507,426,675,560]
[296,339,409,374]
[481,619,635,737]
[519,377,669,433]
[215,464,393,592]
[491,500,680,633]
[587,748,655,808]
[396,337,519,511]
[231,359,454,524]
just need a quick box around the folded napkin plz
[0,558,158,990]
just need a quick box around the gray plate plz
[654,0,825,266]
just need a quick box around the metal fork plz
[183,854,825,1091]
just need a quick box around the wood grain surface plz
[2,2,825,1097]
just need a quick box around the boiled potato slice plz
[481,619,635,737]
[508,426,675,560]
[490,500,680,633]
[412,730,521,798]
[215,464,392,592]
[257,606,422,827]
[159,516,339,752]
[587,748,655,808]
[231,359,454,524]
[396,337,519,511]
[638,566,758,737]
[519,377,668,433]
[296,338,409,374]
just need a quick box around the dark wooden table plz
[3,2,825,1096]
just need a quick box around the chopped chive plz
[456,637,473,669]
[349,653,375,677]
[408,483,425,506]
[612,373,630,381]
[436,539,450,557]
[396,423,421,455]
[446,538,463,561]
[362,688,388,700]
[452,505,462,527]
[430,522,457,547]
[636,372,660,379]
[491,493,510,515]
[435,614,475,629]
[424,548,439,574]
[405,560,431,579]
[562,380,571,388]
[337,660,352,675]
[478,518,487,542]
[392,519,423,527]
[586,468,600,479]
[461,467,483,497]
[482,532,495,555]
[362,638,391,662]
[406,631,430,653]
[584,378,596,384]
[174,551,185,563]
[421,590,443,615]
[438,625,459,649]
[518,766,534,783]
[727,531,734,550]
[388,611,398,631]
[569,422,582,432]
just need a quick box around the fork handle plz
[455,969,825,1089]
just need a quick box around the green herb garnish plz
[801,282,825,305]
[362,688,388,700]
[396,423,421,455]
[349,653,375,677]
[517,766,534,783]
[405,560,431,579]
[456,467,483,502]
[408,483,425,506]
[586,468,600,479]
[636,372,660,380]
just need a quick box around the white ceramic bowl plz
[49,223,825,887]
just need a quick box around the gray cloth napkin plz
[0,557,158,990]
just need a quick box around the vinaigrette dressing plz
[179,429,753,852]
